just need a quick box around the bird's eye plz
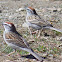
[3,24,11,27]
[3,24,7,25]
[27,9,29,10]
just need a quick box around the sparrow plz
[26,7,62,36]
[3,22,43,61]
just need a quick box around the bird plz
[3,22,43,61]
[25,7,62,37]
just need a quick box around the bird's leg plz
[35,30,39,34]
[28,26,33,38]
[2,46,8,52]
[31,30,38,35]
[31,30,40,38]
[41,28,44,36]
[2,46,16,56]
[15,50,21,57]
[28,26,32,35]
[37,28,44,38]
[7,49,21,57]
[8,49,16,56]
[37,30,41,38]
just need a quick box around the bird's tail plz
[20,48,43,61]
[29,49,43,61]
[44,26,62,33]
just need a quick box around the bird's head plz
[26,7,37,15]
[3,22,16,32]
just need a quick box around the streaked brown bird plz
[26,7,62,37]
[3,22,43,61]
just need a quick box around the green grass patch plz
[53,30,62,36]
[49,47,61,55]
[2,45,29,55]
[17,50,29,55]
[2,46,13,54]
[36,45,47,52]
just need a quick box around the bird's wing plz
[5,32,30,48]
[27,15,51,26]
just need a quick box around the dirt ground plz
[0,0,62,62]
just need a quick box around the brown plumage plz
[28,7,35,11]
[5,32,29,48]
[26,7,62,34]
[3,22,44,61]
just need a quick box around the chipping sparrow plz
[26,7,62,36]
[3,22,43,61]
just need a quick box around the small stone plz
[53,10,57,12]
[22,22,28,27]
[16,8,25,12]
[42,53,48,57]
[6,60,10,62]
[57,8,62,11]
[48,54,53,57]
[0,10,2,13]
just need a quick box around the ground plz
[0,0,62,62]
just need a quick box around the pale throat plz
[27,12,33,16]
[5,28,11,32]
